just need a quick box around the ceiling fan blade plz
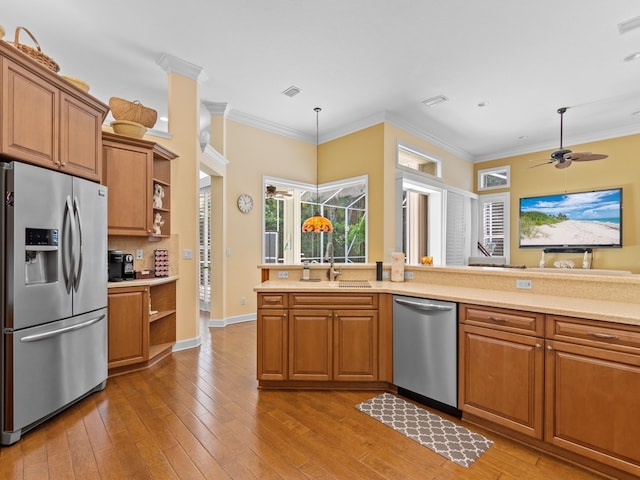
[564,152,608,162]
[555,158,572,169]
[529,160,553,168]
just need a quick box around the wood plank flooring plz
[0,318,606,479]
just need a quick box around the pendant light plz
[301,107,333,233]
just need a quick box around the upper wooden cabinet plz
[102,132,176,237]
[0,43,108,182]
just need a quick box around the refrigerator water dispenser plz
[25,228,58,285]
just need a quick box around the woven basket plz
[109,97,158,128]
[8,26,60,73]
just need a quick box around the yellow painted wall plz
[320,124,385,260]
[321,123,475,263]
[475,134,640,272]
[223,120,315,318]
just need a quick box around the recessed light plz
[477,101,489,107]
[632,110,640,116]
[421,95,448,107]
[518,135,528,140]
[618,16,640,34]
[624,52,640,62]
[282,86,302,98]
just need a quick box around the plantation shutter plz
[446,191,466,265]
[480,195,507,257]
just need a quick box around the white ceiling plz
[4,1,640,162]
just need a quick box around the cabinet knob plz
[535,343,542,349]
[546,345,553,351]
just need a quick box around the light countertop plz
[256,279,640,327]
[108,275,178,288]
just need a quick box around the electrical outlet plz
[135,249,143,260]
[241,297,246,305]
[278,271,289,279]
[382,271,389,279]
[183,249,192,260]
[516,279,532,289]
[404,271,414,280]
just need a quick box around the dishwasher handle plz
[394,297,454,312]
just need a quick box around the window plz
[478,166,510,191]
[397,142,442,179]
[263,176,367,264]
[478,193,510,260]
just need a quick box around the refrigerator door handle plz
[19,314,105,343]
[62,196,76,292]
[72,195,84,291]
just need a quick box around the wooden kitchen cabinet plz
[459,304,545,439]
[333,308,378,381]
[102,132,176,237]
[545,315,640,479]
[257,292,379,385]
[257,293,289,381]
[1,44,108,181]
[289,308,333,381]
[108,278,176,376]
[107,285,149,369]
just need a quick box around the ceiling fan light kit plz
[530,107,609,169]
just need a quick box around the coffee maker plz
[108,250,135,281]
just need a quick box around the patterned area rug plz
[356,393,493,468]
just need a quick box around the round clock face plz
[237,194,253,213]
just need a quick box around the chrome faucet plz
[324,240,341,281]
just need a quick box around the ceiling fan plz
[265,184,292,198]
[531,107,608,169]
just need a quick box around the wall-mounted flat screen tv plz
[519,188,622,249]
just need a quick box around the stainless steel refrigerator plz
[1,161,108,445]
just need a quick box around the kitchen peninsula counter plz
[256,266,640,326]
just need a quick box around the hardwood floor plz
[0,318,606,479]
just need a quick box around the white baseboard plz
[208,313,256,328]
[172,335,202,352]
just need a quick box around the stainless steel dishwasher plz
[393,295,459,416]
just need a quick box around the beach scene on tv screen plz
[519,190,621,247]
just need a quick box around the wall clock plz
[237,193,254,213]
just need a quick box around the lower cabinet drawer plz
[460,303,544,336]
[547,315,640,354]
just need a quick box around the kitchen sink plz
[338,280,371,288]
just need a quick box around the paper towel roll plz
[391,252,405,282]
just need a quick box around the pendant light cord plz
[314,107,321,211]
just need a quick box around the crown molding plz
[223,106,640,164]
[317,112,387,144]
[473,124,640,163]
[202,101,229,116]
[156,53,208,83]
[203,143,229,167]
[383,112,474,162]
[226,109,314,143]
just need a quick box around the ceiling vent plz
[282,86,302,98]
[421,95,448,107]
[618,15,640,34]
